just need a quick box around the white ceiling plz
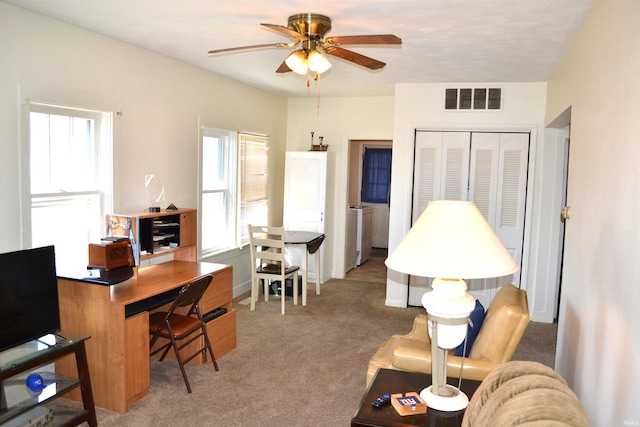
[4,0,594,98]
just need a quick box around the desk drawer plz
[208,309,236,359]
[201,265,233,312]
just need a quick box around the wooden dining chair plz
[149,274,218,392]
[248,224,301,314]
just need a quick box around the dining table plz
[284,230,325,304]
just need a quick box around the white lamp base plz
[420,384,469,412]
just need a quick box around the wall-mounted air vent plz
[445,87,502,110]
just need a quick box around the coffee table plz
[351,368,482,427]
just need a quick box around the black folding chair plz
[149,274,218,392]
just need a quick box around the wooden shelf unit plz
[106,208,197,264]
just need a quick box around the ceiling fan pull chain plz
[316,73,321,113]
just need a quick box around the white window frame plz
[199,127,237,257]
[199,127,270,256]
[21,101,113,271]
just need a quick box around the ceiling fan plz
[208,13,402,77]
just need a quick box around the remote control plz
[371,393,391,408]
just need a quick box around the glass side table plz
[0,333,97,427]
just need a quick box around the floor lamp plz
[385,200,518,411]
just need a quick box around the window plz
[200,128,269,255]
[25,102,113,272]
[361,148,392,204]
[200,128,237,256]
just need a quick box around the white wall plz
[387,83,548,308]
[546,0,640,424]
[0,3,288,297]
[287,96,395,279]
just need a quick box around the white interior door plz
[283,151,327,232]
[283,151,327,282]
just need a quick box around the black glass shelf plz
[0,333,95,427]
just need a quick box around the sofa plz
[462,360,591,426]
[366,283,530,387]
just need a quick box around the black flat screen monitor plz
[0,245,60,352]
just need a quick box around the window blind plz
[238,133,269,246]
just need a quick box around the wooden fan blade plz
[324,34,402,46]
[208,43,285,55]
[260,23,308,41]
[276,60,292,73]
[324,46,386,70]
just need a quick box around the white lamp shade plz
[307,49,331,74]
[285,50,308,75]
[385,200,518,280]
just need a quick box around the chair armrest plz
[401,314,430,342]
[392,346,499,382]
[365,314,431,387]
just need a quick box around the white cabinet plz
[346,209,358,272]
[353,206,373,265]
[371,204,390,248]
[283,151,329,283]
[408,131,529,307]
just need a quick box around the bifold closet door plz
[407,131,529,307]
[408,131,470,306]
[466,132,529,305]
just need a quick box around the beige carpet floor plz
[78,254,556,426]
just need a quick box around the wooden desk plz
[284,231,325,304]
[56,261,235,413]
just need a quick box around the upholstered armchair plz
[366,283,530,387]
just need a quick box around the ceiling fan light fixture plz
[307,49,331,74]
[285,50,308,75]
[209,13,402,88]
